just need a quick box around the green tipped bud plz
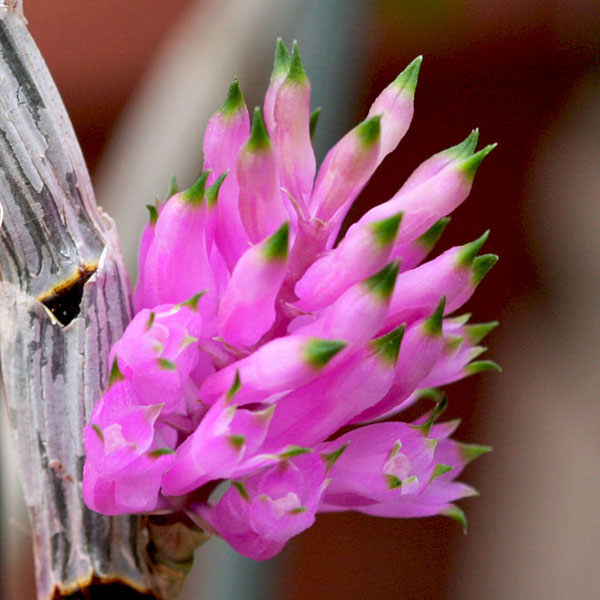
[232,480,250,501]
[465,360,502,375]
[310,107,321,141]
[460,143,497,181]
[228,435,245,451]
[303,338,347,369]
[145,204,159,226]
[92,424,104,442]
[457,230,490,266]
[167,174,179,198]
[429,463,454,483]
[466,321,499,343]
[108,357,124,387]
[417,217,451,250]
[248,107,271,150]
[441,504,468,533]
[445,129,480,160]
[262,222,289,260]
[364,261,400,300]
[392,55,423,97]
[321,443,348,472]
[148,447,176,459]
[279,445,312,459]
[206,171,228,207]
[371,325,405,365]
[472,254,499,285]
[371,212,403,247]
[182,171,210,205]
[157,358,176,371]
[287,40,308,83]
[226,370,242,402]
[357,114,382,148]
[272,38,292,79]
[459,442,492,463]
[179,291,205,312]
[423,297,446,337]
[221,77,245,117]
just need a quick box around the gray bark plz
[0,6,165,599]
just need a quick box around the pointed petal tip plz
[248,106,271,150]
[145,204,158,226]
[262,221,289,260]
[393,55,423,96]
[364,260,400,300]
[460,142,497,180]
[206,171,229,207]
[221,77,245,117]
[465,359,502,375]
[287,39,308,83]
[417,216,451,249]
[310,107,322,141]
[472,253,499,285]
[167,174,179,199]
[457,230,490,266]
[273,38,292,79]
[441,504,468,534]
[459,442,493,463]
[303,338,347,369]
[446,128,480,160]
[182,171,210,205]
[371,324,406,365]
[424,296,446,336]
[371,211,403,247]
[466,321,499,343]
[357,114,382,148]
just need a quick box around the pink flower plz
[83,40,498,559]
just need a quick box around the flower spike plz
[84,45,498,562]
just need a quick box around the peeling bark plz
[0,7,164,600]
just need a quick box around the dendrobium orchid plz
[83,40,498,560]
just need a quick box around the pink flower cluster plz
[83,41,498,560]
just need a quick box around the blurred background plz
[2,0,600,598]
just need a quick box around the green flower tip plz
[272,38,292,79]
[466,321,499,343]
[221,77,245,117]
[371,324,406,365]
[364,261,400,301]
[228,435,246,451]
[233,480,250,501]
[145,311,156,330]
[304,338,347,369]
[182,171,210,205]
[472,254,499,285]
[414,395,448,435]
[226,370,242,402]
[457,230,490,266]
[145,204,159,226]
[279,445,312,460]
[423,296,446,337]
[385,474,403,489]
[310,107,321,141]
[321,443,347,472]
[465,360,502,375]
[108,356,125,387]
[179,291,205,312]
[286,40,308,83]
[445,128,480,160]
[262,222,289,261]
[429,463,454,483]
[248,106,271,150]
[459,442,493,463]
[92,424,104,442]
[371,211,403,247]
[460,143,497,181]
[357,114,382,148]
[148,447,176,459]
[417,216,451,250]
[441,504,468,534]
[157,358,177,371]
[393,55,423,97]
[168,174,179,199]
[206,171,229,207]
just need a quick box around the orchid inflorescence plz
[83,40,498,560]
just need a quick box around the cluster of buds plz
[83,40,498,560]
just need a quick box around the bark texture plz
[0,7,164,599]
